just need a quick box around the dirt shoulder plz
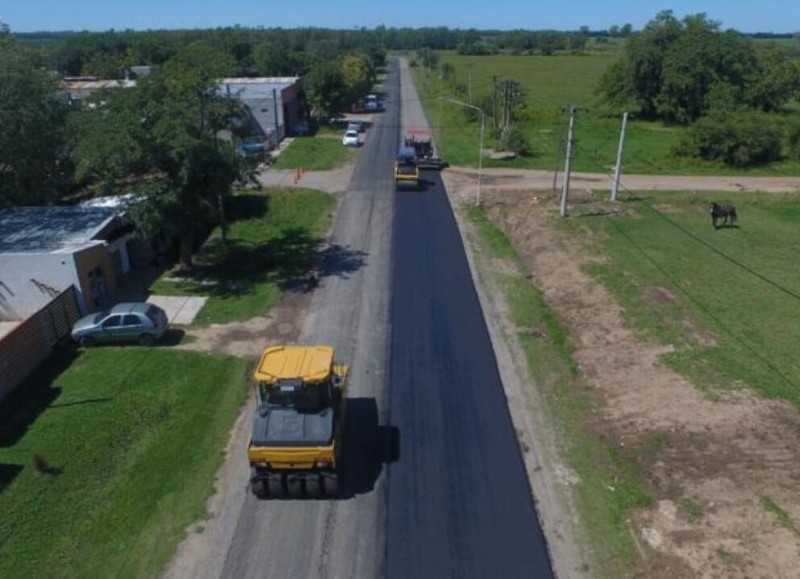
[443,167,800,578]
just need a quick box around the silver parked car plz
[71,302,169,347]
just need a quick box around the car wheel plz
[78,336,95,348]
[139,334,156,347]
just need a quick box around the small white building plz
[0,206,134,320]
[219,77,304,148]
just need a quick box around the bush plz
[786,122,800,161]
[675,112,782,167]
[500,127,532,156]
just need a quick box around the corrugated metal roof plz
[0,206,118,254]
[219,77,300,100]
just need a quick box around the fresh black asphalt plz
[386,140,554,577]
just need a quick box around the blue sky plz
[2,0,799,34]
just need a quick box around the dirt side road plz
[449,166,800,195]
[442,167,800,578]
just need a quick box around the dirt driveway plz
[442,167,800,578]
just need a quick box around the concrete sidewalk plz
[147,295,207,325]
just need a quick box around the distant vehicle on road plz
[347,121,364,133]
[342,129,360,147]
[366,94,380,111]
[71,302,169,347]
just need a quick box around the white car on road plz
[342,129,360,147]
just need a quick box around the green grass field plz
[0,347,248,578]
[150,187,336,325]
[270,132,352,170]
[414,51,800,176]
[577,191,800,406]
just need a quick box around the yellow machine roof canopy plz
[253,345,334,384]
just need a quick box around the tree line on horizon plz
[2,11,800,250]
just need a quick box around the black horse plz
[710,202,738,229]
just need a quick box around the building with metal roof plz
[219,77,304,149]
[0,206,134,319]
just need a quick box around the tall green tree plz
[304,61,350,119]
[71,42,242,269]
[339,53,375,103]
[598,11,800,123]
[0,23,70,208]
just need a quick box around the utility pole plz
[552,130,563,196]
[503,80,511,131]
[611,111,629,202]
[467,64,474,104]
[492,75,501,130]
[560,105,579,217]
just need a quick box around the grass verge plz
[0,345,248,577]
[463,203,651,577]
[150,187,336,325]
[270,134,351,170]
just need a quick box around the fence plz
[0,287,80,401]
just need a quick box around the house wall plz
[0,242,121,321]
[74,244,119,313]
[0,252,81,320]
[0,287,80,402]
[281,84,301,134]
[245,91,285,145]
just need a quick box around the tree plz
[0,23,70,208]
[597,11,683,118]
[253,43,297,76]
[71,42,241,270]
[746,46,800,112]
[304,61,350,120]
[416,47,439,70]
[598,11,798,124]
[339,53,375,104]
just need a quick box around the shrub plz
[500,127,532,156]
[675,112,782,167]
[786,122,800,161]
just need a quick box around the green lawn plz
[415,51,800,176]
[270,133,352,170]
[578,191,800,406]
[0,346,248,578]
[150,187,337,325]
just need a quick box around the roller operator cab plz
[394,146,420,190]
[248,345,347,499]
